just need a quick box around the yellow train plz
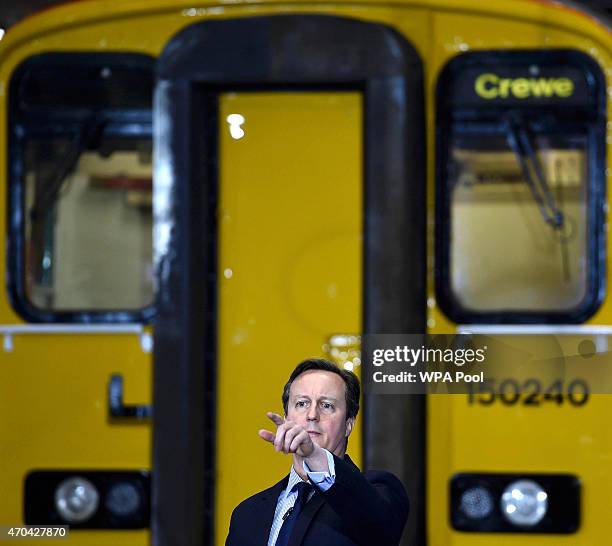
[0,0,610,544]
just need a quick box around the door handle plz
[107,373,152,420]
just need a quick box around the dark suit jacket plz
[225,454,409,546]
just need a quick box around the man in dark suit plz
[226,358,409,546]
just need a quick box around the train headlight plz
[105,481,141,517]
[54,477,99,523]
[460,486,494,519]
[500,479,548,526]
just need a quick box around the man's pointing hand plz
[258,412,316,458]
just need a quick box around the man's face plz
[286,369,355,457]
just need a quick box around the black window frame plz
[8,53,156,323]
[435,49,607,324]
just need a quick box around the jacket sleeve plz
[316,455,409,546]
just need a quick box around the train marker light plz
[105,482,141,517]
[460,486,494,519]
[54,477,99,523]
[500,479,548,526]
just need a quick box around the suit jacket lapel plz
[287,491,325,546]
[287,453,356,546]
[252,476,288,546]
[274,454,357,545]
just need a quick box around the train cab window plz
[436,51,606,323]
[9,54,154,322]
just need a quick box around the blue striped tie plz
[275,482,313,546]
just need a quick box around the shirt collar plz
[283,464,307,500]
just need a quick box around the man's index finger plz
[267,412,285,426]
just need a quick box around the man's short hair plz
[282,358,360,420]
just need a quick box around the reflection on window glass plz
[24,136,153,311]
[450,131,588,311]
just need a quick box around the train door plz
[152,15,426,546]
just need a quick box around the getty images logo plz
[372,343,487,367]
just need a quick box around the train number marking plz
[467,378,589,406]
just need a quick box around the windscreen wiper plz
[504,112,564,230]
[28,115,108,294]
[504,112,571,281]
[36,114,108,212]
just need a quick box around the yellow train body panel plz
[0,0,610,545]
[0,333,151,545]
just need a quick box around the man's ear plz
[345,417,355,438]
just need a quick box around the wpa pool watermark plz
[362,334,612,395]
